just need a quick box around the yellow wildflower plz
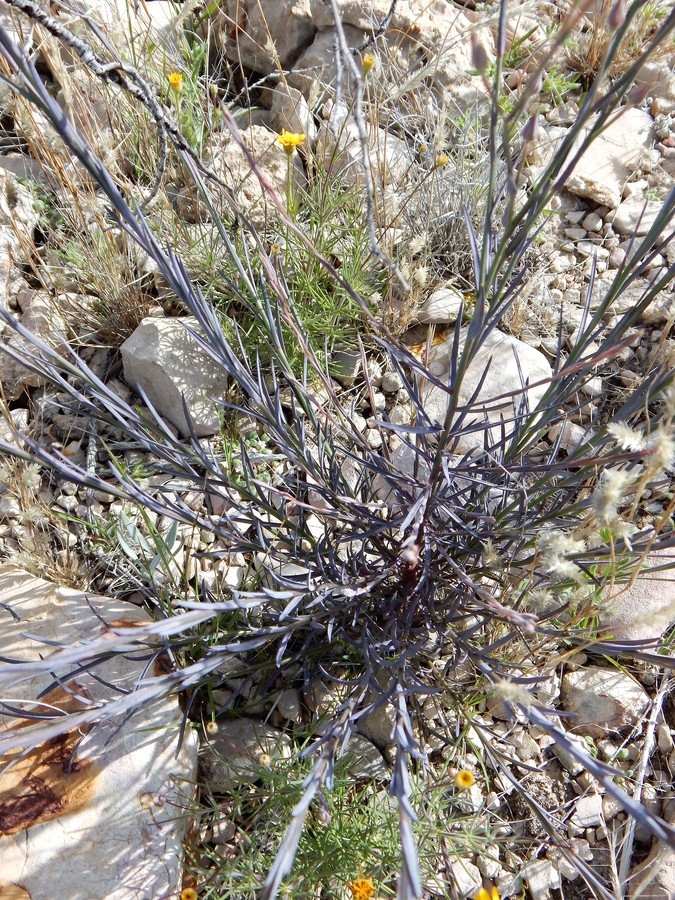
[181,889,198,900]
[349,876,376,900]
[474,887,500,900]
[168,71,183,94]
[454,769,475,790]
[362,54,376,75]
[276,129,306,156]
[436,152,449,168]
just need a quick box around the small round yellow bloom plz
[276,129,305,156]
[168,71,183,94]
[181,889,198,900]
[349,877,375,900]
[436,152,449,168]
[419,143,428,153]
[362,54,376,75]
[205,720,218,734]
[474,887,500,900]
[454,769,475,790]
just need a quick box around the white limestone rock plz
[417,284,464,324]
[564,109,653,208]
[316,118,412,191]
[343,734,389,781]
[448,859,482,897]
[561,666,650,739]
[636,55,675,115]
[0,171,39,308]
[287,25,366,97]
[216,0,316,73]
[610,195,667,236]
[210,124,305,228]
[121,315,229,437]
[0,291,69,399]
[310,0,402,31]
[309,0,491,110]
[0,567,198,900]
[599,549,675,645]
[422,327,552,453]
[68,0,183,58]
[269,84,317,144]
[571,794,603,828]
[201,719,292,790]
[629,842,675,899]
[522,858,561,900]
[356,694,396,749]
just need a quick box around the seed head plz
[413,265,428,287]
[591,468,636,525]
[538,530,586,582]
[646,431,675,476]
[409,234,427,256]
[607,421,645,452]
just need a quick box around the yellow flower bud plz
[168,71,183,94]
[454,769,475,790]
[362,54,376,75]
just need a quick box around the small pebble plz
[582,212,603,232]
[381,371,403,393]
[657,724,674,754]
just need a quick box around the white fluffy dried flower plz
[606,421,645,452]
[645,431,675,475]
[538,530,586,582]
[591,467,637,525]
[20,463,42,495]
[413,265,428,287]
[524,587,555,612]
[481,538,500,569]
[409,235,427,256]
[491,680,533,709]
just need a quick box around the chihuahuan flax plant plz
[0,1,675,897]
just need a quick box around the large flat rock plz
[121,315,229,437]
[564,108,653,208]
[0,568,198,899]
[422,327,552,453]
[600,549,675,645]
